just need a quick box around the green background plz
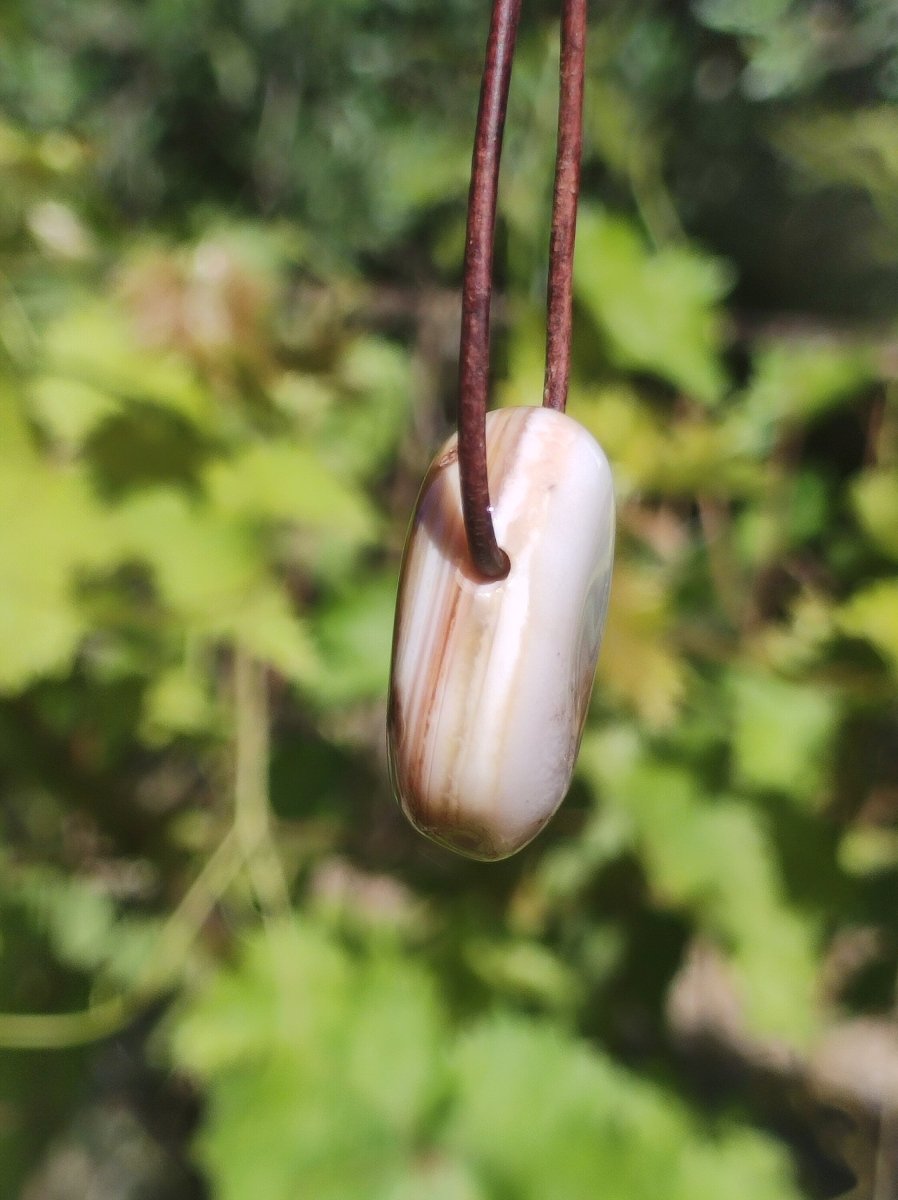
[1,1,898,1196]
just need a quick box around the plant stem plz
[233,650,291,918]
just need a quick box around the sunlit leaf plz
[837,580,898,674]
[41,301,212,426]
[27,375,119,445]
[578,732,821,1041]
[378,124,470,233]
[170,921,444,1200]
[596,562,686,728]
[311,574,396,707]
[734,340,876,453]
[853,469,898,560]
[572,386,761,499]
[0,391,111,690]
[729,670,839,804]
[113,488,262,615]
[205,439,377,543]
[575,208,730,404]
[208,584,320,684]
[464,939,580,1010]
[141,660,220,742]
[9,866,160,987]
[776,105,898,201]
[324,336,413,480]
[447,1016,801,1200]
[111,487,321,680]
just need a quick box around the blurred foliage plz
[1,0,898,1198]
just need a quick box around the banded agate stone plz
[388,405,615,860]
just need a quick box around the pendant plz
[388,405,615,860]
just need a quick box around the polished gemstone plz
[388,405,615,860]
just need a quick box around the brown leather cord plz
[457,0,521,581]
[456,0,586,577]
[543,0,586,412]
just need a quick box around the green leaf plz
[112,487,321,681]
[41,300,212,426]
[735,341,876,453]
[27,374,119,445]
[853,469,898,560]
[446,1016,801,1200]
[382,1158,486,1200]
[577,733,821,1041]
[837,580,898,674]
[695,0,792,37]
[170,922,349,1076]
[113,488,262,616]
[326,336,413,480]
[729,670,839,804]
[196,1060,407,1200]
[775,105,898,199]
[141,660,221,742]
[593,560,687,728]
[208,584,321,684]
[169,924,802,1200]
[204,439,377,543]
[0,391,112,690]
[574,208,731,404]
[377,125,470,234]
[463,939,580,1010]
[311,574,396,707]
[16,869,116,972]
[839,826,898,876]
[170,921,445,1200]
[9,866,160,987]
[572,385,762,500]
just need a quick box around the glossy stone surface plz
[388,405,615,860]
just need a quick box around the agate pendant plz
[388,405,615,860]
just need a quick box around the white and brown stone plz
[388,405,615,860]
